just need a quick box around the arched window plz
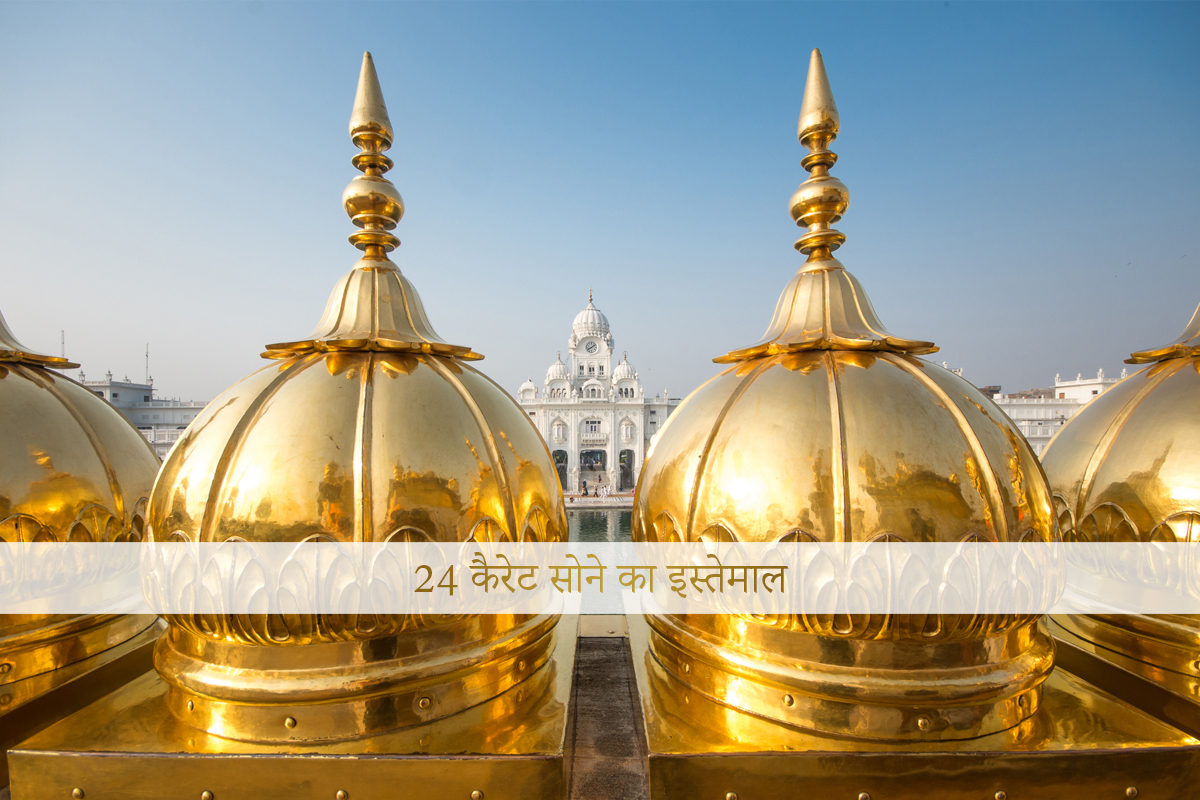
[585,419,600,433]
[621,420,635,441]
[552,420,567,440]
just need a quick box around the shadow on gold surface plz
[0,620,161,787]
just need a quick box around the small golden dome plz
[0,308,160,685]
[633,49,1057,741]
[147,53,566,743]
[1042,303,1200,681]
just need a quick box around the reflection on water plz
[568,510,633,542]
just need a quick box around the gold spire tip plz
[798,49,840,146]
[343,51,404,261]
[350,52,394,147]
[789,48,849,261]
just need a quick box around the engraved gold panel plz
[78,52,563,752]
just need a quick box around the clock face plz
[585,341,598,354]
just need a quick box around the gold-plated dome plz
[0,309,159,686]
[147,52,566,743]
[1043,303,1200,694]
[632,49,1057,741]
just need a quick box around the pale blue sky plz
[0,2,1197,402]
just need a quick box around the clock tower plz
[567,288,614,396]
[517,290,681,494]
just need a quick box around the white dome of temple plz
[546,352,570,383]
[611,353,637,382]
[572,289,610,338]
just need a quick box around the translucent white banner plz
[1,541,1199,615]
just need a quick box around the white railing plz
[138,400,209,409]
[580,433,608,446]
[140,428,184,445]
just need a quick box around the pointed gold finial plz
[0,308,77,368]
[790,49,848,261]
[716,49,935,364]
[588,287,593,303]
[343,52,404,260]
[263,53,479,361]
[350,52,393,146]
[797,48,840,148]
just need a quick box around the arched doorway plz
[579,449,607,493]
[552,450,568,490]
[619,449,636,491]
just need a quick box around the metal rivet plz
[683,663,691,674]
[284,717,297,729]
[1126,789,1138,799]
[858,794,871,800]
[0,662,12,674]
[0,694,11,707]
[726,793,738,800]
[783,694,794,707]
[471,792,484,800]
[186,700,195,711]
[518,659,527,670]
[418,696,432,709]
[917,715,932,731]
[336,792,349,800]
[201,793,214,800]
[71,790,84,800]
[1193,660,1200,672]
[995,792,1007,800]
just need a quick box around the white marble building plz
[81,372,209,459]
[518,293,680,493]
[992,369,1124,456]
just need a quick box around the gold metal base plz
[7,618,579,800]
[1050,614,1200,739]
[628,616,1200,799]
[0,618,162,788]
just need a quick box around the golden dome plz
[1042,303,1200,685]
[147,53,566,743]
[632,50,1057,741]
[0,308,160,686]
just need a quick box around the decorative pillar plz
[9,52,576,799]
